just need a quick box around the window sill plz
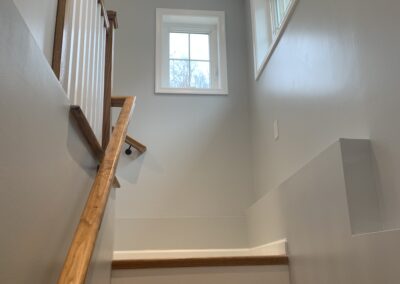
[155,87,228,96]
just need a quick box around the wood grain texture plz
[111,96,127,107]
[125,135,147,153]
[58,96,136,284]
[98,0,110,29]
[102,14,117,150]
[107,10,119,29]
[112,123,147,154]
[52,0,67,78]
[70,106,121,188]
[112,256,289,270]
[70,105,104,161]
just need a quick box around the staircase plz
[0,0,289,283]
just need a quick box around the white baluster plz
[85,0,95,128]
[92,6,101,140]
[67,0,83,105]
[99,24,106,143]
[60,0,74,97]
[72,0,87,108]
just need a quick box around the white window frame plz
[156,9,228,95]
[250,0,298,80]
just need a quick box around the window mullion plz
[188,33,191,88]
[156,9,228,94]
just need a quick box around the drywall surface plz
[86,190,116,284]
[108,0,254,250]
[340,139,382,235]
[13,0,57,63]
[0,1,112,282]
[246,140,400,283]
[112,266,290,284]
[115,216,248,250]
[113,239,287,260]
[245,0,400,230]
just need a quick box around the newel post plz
[102,11,119,150]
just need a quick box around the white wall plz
[13,0,57,63]
[115,217,248,250]
[0,2,113,282]
[108,0,254,250]
[86,191,116,284]
[246,140,400,283]
[0,1,93,282]
[112,266,290,284]
[245,0,400,230]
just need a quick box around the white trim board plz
[155,8,228,95]
[113,239,287,260]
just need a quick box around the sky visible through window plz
[272,0,292,33]
[169,32,211,89]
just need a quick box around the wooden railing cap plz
[107,10,119,29]
[98,0,110,29]
[57,97,135,284]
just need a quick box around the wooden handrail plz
[125,134,147,154]
[111,97,147,154]
[102,11,118,150]
[111,96,127,107]
[58,96,136,284]
[70,106,104,161]
[111,124,147,154]
[98,0,110,29]
[107,10,119,29]
[52,0,67,78]
[70,105,121,188]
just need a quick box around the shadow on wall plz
[340,139,384,235]
[115,97,251,199]
[67,111,99,177]
[246,139,400,284]
[118,150,148,184]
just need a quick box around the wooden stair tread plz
[112,256,289,270]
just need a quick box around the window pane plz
[169,59,190,88]
[169,33,189,59]
[272,0,291,31]
[190,34,210,61]
[283,0,292,10]
[190,61,210,88]
[252,0,272,70]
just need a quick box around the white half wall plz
[13,0,57,63]
[0,1,94,282]
[246,140,400,283]
[113,239,287,260]
[0,2,114,282]
[245,0,400,231]
[112,266,290,284]
[86,190,117,284]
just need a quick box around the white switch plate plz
[274,120,279,140]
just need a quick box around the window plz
[169,33,211,89]
[250,0,298,79]
[156,9,228,95]
[270,0,293,35]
